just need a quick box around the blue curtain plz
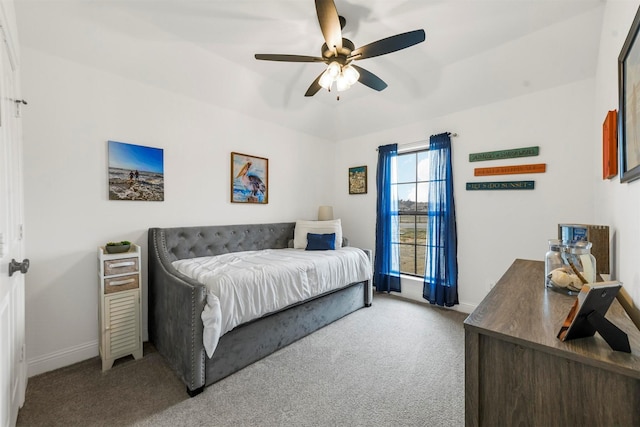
[423,133,458,307]
[374,144,401,293]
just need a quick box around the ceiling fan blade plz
[255,54,325,63]
[351,65,387,91]
[349,29,425,60]
[315,0,343,51]
[305,72,325,97]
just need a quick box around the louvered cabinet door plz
[103,290,141,368]
[98,244,143,371]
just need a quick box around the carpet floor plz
[16,294,467,427]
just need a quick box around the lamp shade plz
[336,74,350,92]
[342,65,360,85]
[318,206,334,221]
[318,70,333,90]
[326,61,341,78]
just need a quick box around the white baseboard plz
[27,340,98,377]
[394,275,477,314]
[27,326,149,377]
[452,302,476,314]
[385,292,476,314]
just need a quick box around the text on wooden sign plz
[469,146,539,162]
[466,181,535,191]
[474,163,546,177]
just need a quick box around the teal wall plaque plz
[469,146,539,162]
[466,181,535,191]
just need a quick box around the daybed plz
[148,222,372,396]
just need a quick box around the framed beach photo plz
[619,6,640,183]
[231,152,268,204]
[108,140,164,201]
[349,165,367,194]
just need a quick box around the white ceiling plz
[15,0,605,141]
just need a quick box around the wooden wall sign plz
[603,110,618,179]
[466,181,535,191]
[469,146,539,162]
[474,163,546,176]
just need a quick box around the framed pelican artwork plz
[231,152,268,204]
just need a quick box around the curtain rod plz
[375,132,458,151]
[400,132,459,146]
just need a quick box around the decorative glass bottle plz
[545,240,596,295]
[545,239,563,289]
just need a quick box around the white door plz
[0,2,27,426]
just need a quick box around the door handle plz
[9,259,29,277]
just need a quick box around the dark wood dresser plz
[464,259,640,426]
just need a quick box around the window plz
[393,149,430,276]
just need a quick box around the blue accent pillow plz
[306,233,336,251]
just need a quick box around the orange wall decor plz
[603,110,618,180]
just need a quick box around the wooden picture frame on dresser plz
[98,244,143,371]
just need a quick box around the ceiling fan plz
[254,0,425,98]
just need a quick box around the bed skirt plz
[205,281,368,386]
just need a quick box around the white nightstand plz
[98,244,143,371]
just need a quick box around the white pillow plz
[294,219,342,249]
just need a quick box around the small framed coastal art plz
[231,152,268,204]
[108,140,164,201]
[349,165,367,194]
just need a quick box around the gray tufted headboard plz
[152,222,296,262]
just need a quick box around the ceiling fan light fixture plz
[326,61,341,79]
[342,65,360,86]
[336,73,351,92]
[254,1,425,98]
[318,69,334,90]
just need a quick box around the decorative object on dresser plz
[98,243,143,371]
[618,5,640,183]
[148,222,372,397]
[230,152,268,204]
[544,239,596,295]
[557,281,630,353]
[558,223,609,275]
[348,165,367,194]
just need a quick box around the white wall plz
[21,2,640,377]
[336,78,596,311]
[593,0,640,303]
[20,47,335,376]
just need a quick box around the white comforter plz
[171,247,372,357]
